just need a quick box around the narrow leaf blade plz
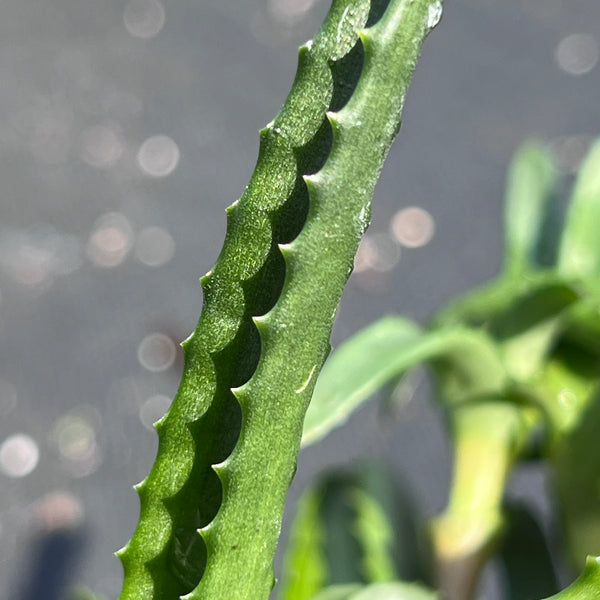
[558,140,600,277]
[504,141,557,277]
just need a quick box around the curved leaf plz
[303,319,506,446]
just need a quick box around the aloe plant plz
[117,1,443,599]
[303,139,600,598]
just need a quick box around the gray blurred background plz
[0,0,598,598]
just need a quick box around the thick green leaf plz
[118,1,443,598]
[558,140,600,277]
[498,503,559,600]
[303,318,506,446]
[503,141,558,278]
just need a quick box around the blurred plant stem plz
[430,401,540,600]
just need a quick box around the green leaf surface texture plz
[117,1,442,599]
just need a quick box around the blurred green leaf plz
[280,464,426,598]
[528,341,598,436]
[280,487,328,600]
[498,503,559,600]
[489,283,579,381]
[504,141,558,277]
[352,465,427,584]
[553,389,600,568]
[558,140,600,277]
[303,318,507,446]
[302,316,421,445]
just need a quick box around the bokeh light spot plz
[134,226,175,267]
[0,434,40,478]
[354,233,401,274]
[555,33,599,76]
[124,0,166,39]
[137,333,177,372]
[86,212,134,268]
[390,206,436,248]
[137,135,180,177]
[81,124,124,169]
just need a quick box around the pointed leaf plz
[558,140,600,277]
[503,141,558,277]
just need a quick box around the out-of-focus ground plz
[0,0,599,598]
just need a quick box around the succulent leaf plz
[118,1,442,599]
